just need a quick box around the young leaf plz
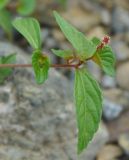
[91,37,101,46]
[52,49,73,59]
[91,37,115,76]
[13,18,41,49]
[0,9,12,38]
[0,54,16,83]
[92,46,115,76]
[0,0,10,10]
[74,68,102,154]
[17,0,36,16]
[32,51,50,84]
[53,11,96,60]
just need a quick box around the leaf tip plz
[53,10,60,20]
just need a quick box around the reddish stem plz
[0,63,81,69]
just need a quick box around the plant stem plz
[6,2,19,12]
[0,63,81,69]
[0,64,32,68]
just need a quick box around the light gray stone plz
[103,99,123,121]
[118,133,129,155]
[87,61,101,82]
[116,62,129,90]
[111,40,129,61]
[103,88,129,108]
[0,42,108,160]
[112,7,129,33]
[100,9,111,25]
[102,75,116,88]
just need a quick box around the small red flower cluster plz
[97,36,110,50]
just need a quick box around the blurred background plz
[0,0,129,159]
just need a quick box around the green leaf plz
[91,37,101,46]
[17,0,36,15]
[52,49,73,59]
[13,18,41,49]
[0,54,16,83]
[74,68,102,154]
[91,36,116,76]
[92,45,115,76]
[32,51,50,84]
[0,9,12,38]
[53,11,96,60]
[0,0,10,10]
